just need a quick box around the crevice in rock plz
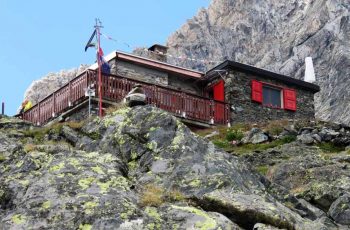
[190,197,294,230]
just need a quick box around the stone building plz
[22,46,320,126]
[204,60,320,123]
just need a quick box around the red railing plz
[23,70,230,125]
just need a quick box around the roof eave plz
[206,60,320,93]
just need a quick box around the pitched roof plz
[206,60,320,93]
[89,51,204,79]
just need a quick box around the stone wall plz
[168,74,202,95]
[110,59,202,95]
[112,60,168,86]
[223,71,316,123]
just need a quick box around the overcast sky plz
[0,0,211,115]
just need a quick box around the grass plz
[255,165,269,176]
[139,184,186,207]
[213,135,297,155]
[317,142,345,153]
[105,103,128,115]
[24,143,36,153]
[22,121,84,143]
[140,184,164,207]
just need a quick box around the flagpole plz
[95,19,103,117]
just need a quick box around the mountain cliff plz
[165,0,350,125]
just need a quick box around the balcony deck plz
[22,70,230,126]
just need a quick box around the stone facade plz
[110,59,201,95]
[111,60,168,86]
[222,71,316,123]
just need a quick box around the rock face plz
[1,106,346,229]
[22,65,88,109]
[165,0,350,125]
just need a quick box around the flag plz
[98,47,110,74]
[84,29,97,51]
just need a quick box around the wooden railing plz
[23,70,230,125]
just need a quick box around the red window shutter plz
[283,89,297,111]
[251,80,263,103]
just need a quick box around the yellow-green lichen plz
[49,162,65,172]
[84,201,98,214]
[147,141,158,151]
[68,158,81,168]
[172,205,217,230]
[18,179,30,186]
[79,224,92,230]
[120,200,137,220]
[145,207,162,229]
[78,177,95,190]
[92,166,105,174]
[97,176,129,193]
[189,178,201,187]
[16,160,24,168]
[128,160,138,171]
[41,201,51,209]
[11,214,26,225]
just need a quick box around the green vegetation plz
[225,128,244,142]
[256,165,269,175]
[22,121,84,143]
[317,142,345,153]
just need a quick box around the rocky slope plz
[165,0,350,125]
[21,65,88,109]
[1,106,350,229]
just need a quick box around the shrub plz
[140,184,164,207]
[226,128,244,142]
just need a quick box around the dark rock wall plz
[223,71,315,123]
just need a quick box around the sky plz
[0,0,211,115]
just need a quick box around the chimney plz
[148,44,168,63]
[304,57,316,83]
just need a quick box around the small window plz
[262,86,282,108]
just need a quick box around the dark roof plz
[206,60,320,93]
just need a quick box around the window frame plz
[262,84,284,109]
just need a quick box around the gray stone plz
[328,194,350,225]
[242,128,269,144]
[297,134,315,145]
[312,134,322,143]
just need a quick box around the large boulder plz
[328,194,350,225]
[0,106,344,229]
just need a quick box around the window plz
[263,86,281,108]
[251,80,297,111]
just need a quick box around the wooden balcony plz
[23,70,230,126]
